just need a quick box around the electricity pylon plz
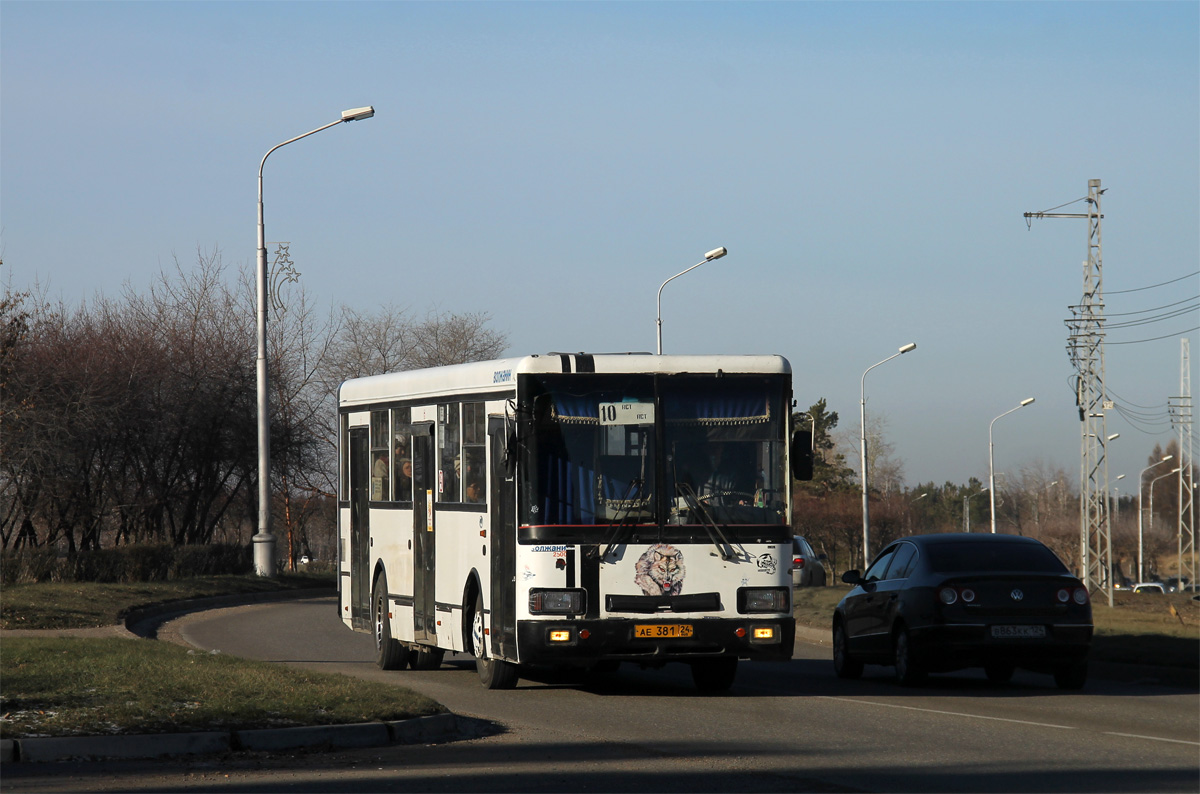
[1025,178,1114,606]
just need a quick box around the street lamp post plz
[254,106,375,578]
[1148,466,1182,581]
[988,398,1034,534]
[964,487,989,532]
[1137,455,1174,582]
[859,342,917,565]
[656,247,727,355]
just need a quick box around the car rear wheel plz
[893,626,927,686]
[1054,660,1088,690]
[832,621,863,679]
[984,661,1015,684]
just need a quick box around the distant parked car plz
[1133,582,1166,594]
[1164,577,1191,593]
[832,533,1092,689]
[791,536,827,587]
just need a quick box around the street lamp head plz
[1106,433,1120,441]
[341,106,376,122]
[899,342,917,354]
[1161,455,1174,462]
[704,247,728,261]
[1020,397,1035,407]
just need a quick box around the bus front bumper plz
[514,617,795,666]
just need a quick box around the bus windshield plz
[523,373,788,529]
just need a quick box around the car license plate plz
[991,624,1046,639]
[634,624,693,639]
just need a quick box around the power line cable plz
[1108,305,1200,330]
[1107,271,1200,295]
[1106,327,1200,345]
[1107,296,1199,317]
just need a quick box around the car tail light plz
[939,586,976,605]
[1056,587,1090,605]
[793,556,805,569]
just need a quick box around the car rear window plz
[926,542,1068,574]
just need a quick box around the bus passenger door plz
[349,427,370,631]
[488,417,518,660]
[411,423,437,644]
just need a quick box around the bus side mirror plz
[791,430,813,481]
[505,433,519,478]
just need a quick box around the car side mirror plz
[841,570,864,586]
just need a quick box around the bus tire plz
[691,658,738,692]
[472,591,519,689]
[373,574,410,671]
[409,645,445,670]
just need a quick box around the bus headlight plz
[737,587,789,614]
[528,588,586,615]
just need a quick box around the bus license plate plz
[991,624,1046,639]
[635,624,693,639]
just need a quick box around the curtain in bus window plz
[538,451,597,525]
[549,394,601,424]
[662,387,771,425]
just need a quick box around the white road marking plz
[817,696,1200,746]
[1103,731,1200,747]
[816,695,1079,730]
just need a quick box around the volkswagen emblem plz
[1010,589,1024,601]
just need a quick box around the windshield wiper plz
[676,482,733,561]
[597,478,644,560]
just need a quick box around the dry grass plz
[1,637,443,739]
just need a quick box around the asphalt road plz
[4,596,1197,794]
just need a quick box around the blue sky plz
[3,1,1197,492]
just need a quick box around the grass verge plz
[793,584,1200,671]
[1,572,334,631]
[1,637,443,739]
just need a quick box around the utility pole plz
[1172,338,1195,590]
[1025,179,1114,606]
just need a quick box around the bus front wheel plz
[472,591,519,689]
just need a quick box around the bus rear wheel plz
[472,591,519,689]
[373,574,410,670]
[409,645,444,670]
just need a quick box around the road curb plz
[4,713,461,764]
[3,590,468,765]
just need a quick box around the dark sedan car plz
[832,533,1092,689]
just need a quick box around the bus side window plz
[438,403,461,502]
[370,410,389,501]
[463,402,486,503]
[392,406,412,502]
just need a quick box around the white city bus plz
[337,352,812,690]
